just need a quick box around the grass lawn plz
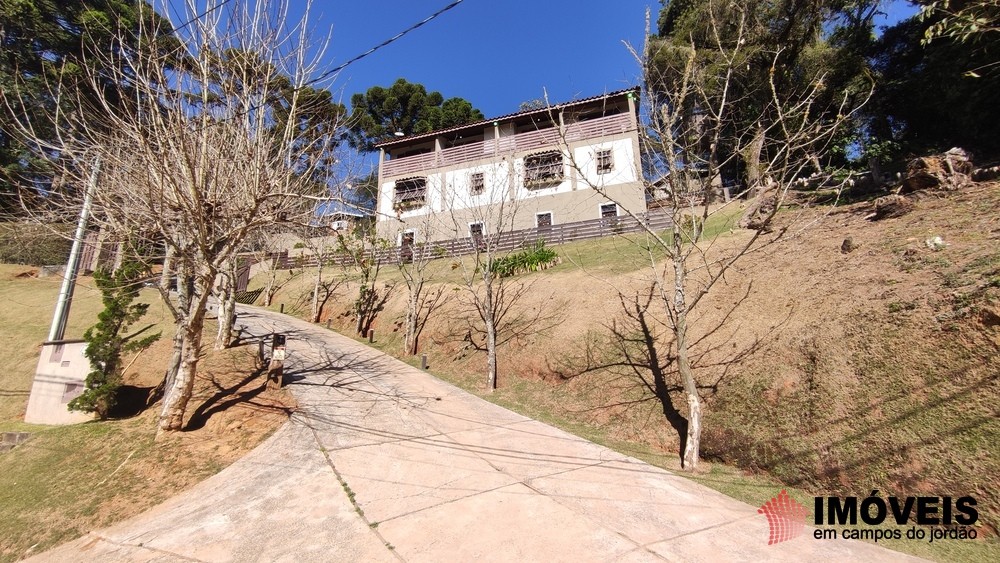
[0,264,293,562]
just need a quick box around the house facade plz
[374,88,647,245]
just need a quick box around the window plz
[524,151,564,188]
[596,149,613,174]
[600,202,618,218]
[536,212,552,229]
[470,172,485,195]
[393,177,427,211]
[469,222,485,250]
[399,231,415,263]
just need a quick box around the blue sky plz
[296,0,655,117]
[166,0,921,119]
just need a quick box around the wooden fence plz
[271,210,673,270]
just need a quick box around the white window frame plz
[535,211,554,228]
[398,229,417,246]
[600,202,619,218]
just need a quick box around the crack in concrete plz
[307,424,406,562]
[79,532,207,562]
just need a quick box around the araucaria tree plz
[347,78,484,152]
[566,2,870,469]
[0,0,175,216]
[3,0,344,433]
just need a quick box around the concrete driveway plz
[30,307,923,562]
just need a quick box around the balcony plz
[381,113,634,179]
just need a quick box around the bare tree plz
[338,229,394,336]
[388,217,446,355]
[291,224,343,323]
[560,8,870,469]
[240,229,299,308]
[444,161,558,392]
[3,0,344,433]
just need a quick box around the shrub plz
[490,240,558,278]
[69,260,160,419]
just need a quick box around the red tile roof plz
[374,87,639,149]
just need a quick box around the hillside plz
[259,180,999,558]
[0,267,295,561]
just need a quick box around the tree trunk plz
[744,124,765,196]
[158,277,210,433]
[156,323,185,404]
[158,321,204,432]
[677,310,701,470]
[404,280,422,355]
[154,255,188,404]
[483,275,497,392]
[263,267,276,307]
[671,251,700,470]
[310,262,324,323]
[215,263,236,350]
[869,156,884,184]
[485,319,498,392]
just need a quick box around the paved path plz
[31,307,922,562]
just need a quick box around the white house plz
[373,88,647,245]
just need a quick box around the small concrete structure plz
[24,340,93,425]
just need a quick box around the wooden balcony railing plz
[381,113,634,178]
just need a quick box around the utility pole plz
[48,158,100,342]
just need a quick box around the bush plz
[490,240,558,278]
[0,223,72,265]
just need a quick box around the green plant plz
[69,260,160,419]
[489,240,558,278]
[887,301,917,313]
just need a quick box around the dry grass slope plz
[260,182,999,562]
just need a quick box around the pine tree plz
[70,260,160,419]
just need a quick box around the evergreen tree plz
[70,259,160,419]
[347,78,484,152]
[650,0,878,183]
[0,0,174,215]
[867,7,1000,159]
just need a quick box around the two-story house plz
[374,88,647,246]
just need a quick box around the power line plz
[169,0,238,34]
[309,0,466,86]
[97,0,466,145]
